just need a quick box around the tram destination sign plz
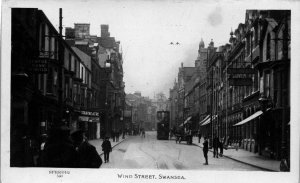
[28,58,48,73]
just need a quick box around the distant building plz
[74,23,90,39]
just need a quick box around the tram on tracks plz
[156,110,170,140]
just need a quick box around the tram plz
[156,111,170,140]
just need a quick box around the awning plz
[201,118,211,126]
[183,116,192,124]
[200,115,217,126]
[233,110,263,126]
[199,115,210,125]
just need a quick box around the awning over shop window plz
[233,110,263,126]
[183,116,192,124]
[199,115,210,125]
[200,115,217,126]
[201,118,211,126]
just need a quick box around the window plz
[254,25,258,46]
[266,34,271,60]
[46,68,53,94]
[264,71,271,98]
[65,79,69,99]
[69,53,72,71]
[81,88,85,107]
[40,24,45,51]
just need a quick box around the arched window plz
[266,33,271,60]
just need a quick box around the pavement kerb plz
[192,143,277,172]
[99,136,131,156]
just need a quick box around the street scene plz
[8,2,291,173]
[91,131,262,170]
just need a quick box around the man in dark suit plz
[42,126,78,168]
[71,130,102,168]
[213,136,220,158]
[203,137,209,165]
[102,137,112,163]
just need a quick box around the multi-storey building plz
[65,23,125,138]
[11,8,97,166]
[169,80,178,128]
[177,63,196,127]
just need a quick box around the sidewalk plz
[192,137,281,171]
[89,135,130,156]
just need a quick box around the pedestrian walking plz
[213,136,219,158]
[102,137,112,163]
[41,125,78,168]
[112,130,116,142]
[203,137,209,165]
[37,134,48,166]
[142,129,145,138]
[71,130,102,168]
[219,137,224,157]
[197,130,202,143]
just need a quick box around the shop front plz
[78,110,100,140]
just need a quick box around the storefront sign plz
[79,116,100,123]
[79,116,89,122]
[228,78,253,86]
[28,59,48,73]
[80,111,99,117]
[89,117,100,123]
[227,68,255,74]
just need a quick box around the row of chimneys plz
[65,24,110,39]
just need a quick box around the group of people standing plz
[201,135,224,165]
[38,125,112,168]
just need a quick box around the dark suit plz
[213,137,219,158]
[102,139,112,162]
[77,141,102,168]
[203,139,209,164]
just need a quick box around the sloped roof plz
[72,47,91,70]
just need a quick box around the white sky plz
[4,0,297,98]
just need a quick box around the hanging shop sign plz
[228,78,253,86]
[227,68,255,74]
[28,58,48,73]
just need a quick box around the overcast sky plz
[5,0,296,98]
